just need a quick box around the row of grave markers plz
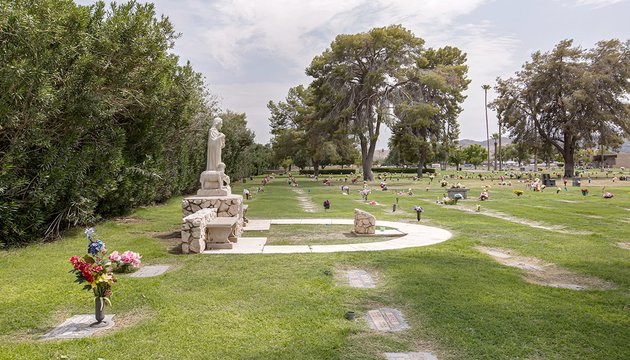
[346,269,439,360]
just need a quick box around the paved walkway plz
[203,219,452,254]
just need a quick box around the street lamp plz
[482,85,491,172]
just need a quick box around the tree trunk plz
[563,148,575,178]
[313,160,320,177]
[359,135,376,181]
[417,160,425,178]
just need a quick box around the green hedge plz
[299,169,356,175]
[0,1,210,246]
[298,167,436,175]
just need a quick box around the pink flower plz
[121,250,142,268]
[108,251,121,262]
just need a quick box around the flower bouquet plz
[603,192,614,199]
[109,250,142,273]
[512,190,524,197]
[69,228,116,324]
[581,188,589,196]
[323,199,331,210]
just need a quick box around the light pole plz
[482,85,491,171]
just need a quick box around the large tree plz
[306,25,429,180]
[390,46,469,176]
[268,85,357,175]
[493,39,630,177]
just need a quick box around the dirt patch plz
[617,242,630,250]
[476,246,615,290]
[152,230,180,240]
[115,217,150,224]
[297,196,318,212]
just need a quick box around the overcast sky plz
[76,0,629,147]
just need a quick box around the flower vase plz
[92,297,106,326]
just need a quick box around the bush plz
[0,1,211,246]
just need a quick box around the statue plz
[197,117,231,196]
[206,117,225,171]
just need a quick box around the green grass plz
[243,224,396,245]
[1,172,629,359]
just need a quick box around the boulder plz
[354,208,376,235]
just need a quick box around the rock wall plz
[354,208,376,235]
[182,195,244,237]
[181,208,217,254]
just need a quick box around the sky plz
[75,0,629,148]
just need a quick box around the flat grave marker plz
[384,352,438,360]
[347,270,376,288]
[129,265,170,278]
[365,308,409,332]
[41,315,115,340]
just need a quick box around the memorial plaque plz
[384,352,438,360]
[41,315,115,340]
[365,308,409,332]
[347,270,376,288]
[129,265,170,278]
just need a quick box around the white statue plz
[206,117,225,171]
[197,117,231,196]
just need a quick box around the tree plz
[462,144,488,169]
[390,46,469,177]
[493,39,630,177]
[482,84,492,171]
[268,85,358,175]
[220,111,256,179]
[448,146,465,170]
[306,25,428,180]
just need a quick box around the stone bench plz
[206,217,238,250]
[181,209,240,252]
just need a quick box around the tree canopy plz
[493,39,630,177]
[304,25,468,180]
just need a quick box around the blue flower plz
[87,240,104,256]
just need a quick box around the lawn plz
[0,170,629,359]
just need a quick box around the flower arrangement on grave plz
[368,201,378,205]
[450,183,465,189]
[69,228,116,299]
[361,189,371,201]
[581,188,589,196]
[479,191,489,201]
[323,199,331,210]
[513,189,524,197]
[413,206,424,221]
[603,192,614,199]
[440,180,448,187]
[69,228,117,324]
[108,250,142,273]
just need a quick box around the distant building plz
[592,153,630,168]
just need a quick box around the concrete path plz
[203,219,451,254]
